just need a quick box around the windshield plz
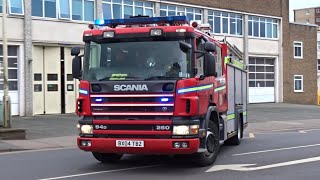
[83,39,192,81]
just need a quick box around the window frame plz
[294,75,304,93]
[8,0,25,15]
[0,45,19,91]
[58,0,72,19]
[293,41,303,59]
[83,0,95,22]
[103,0,154,19]
[160,4,202,22]
[318,59,320,71]
[31,0,59,19]
[208,11,243,36]
[248,16,278,39]
[31,0,95,22]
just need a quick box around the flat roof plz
[293,7,320,11]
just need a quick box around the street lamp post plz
[2,0,11,128]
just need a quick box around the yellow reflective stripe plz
[243,111,247,116]
[178,84,213,94]
[231,60,245,70]
[214,85,226,92]
[227,114,235,120]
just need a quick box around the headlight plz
[173,125,199,135]
[80,125,93,134]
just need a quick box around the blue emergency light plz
[94,16,189,27]
[160,98,169,102]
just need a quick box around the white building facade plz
[0,0,285,116]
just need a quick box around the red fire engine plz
[71,16,248,167]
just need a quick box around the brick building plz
[0,0,317,116]
[294,7,320,26]
[293,7,320,104]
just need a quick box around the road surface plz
[1,127,320,180]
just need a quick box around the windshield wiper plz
[144,76,180,80]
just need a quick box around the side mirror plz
[204,53,217,77]
[179,41,192,53]
[72,56,82,79]
[204,42,216,53]
[71,47,81,56]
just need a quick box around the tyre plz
[225,117,242,145]
[92,152,123,163]
[192,121,220,167]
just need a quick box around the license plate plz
[116,140,144,147]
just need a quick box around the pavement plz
[0,113,80,152]
[0,103,319,152]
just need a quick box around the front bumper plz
[77,137,200,154]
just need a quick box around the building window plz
[32,0,57,18]
[306,10,309,15]
[160,4,202,22]
[248,16,278,39]
[208,11,242,35]
[294,75,303,92]
[317,9,320,13]
[8,0,24,14]
[32,0,94,21]
[103,0,154,19]
[248,57,275,88]
[318,59,320,71]
[59,0,71,19]
[71,0,94,21]
[294,41,303,59]
[317,41,320,50]
[317,18,320,23]
[0,46,19,91]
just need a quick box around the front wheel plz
[92,152,123,163]
[192,121,220,167]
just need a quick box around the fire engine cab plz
[71,15,248,167]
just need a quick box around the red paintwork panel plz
[77,81,91,116]
[78,137,200,154]
[93,130,172,135]
[84,26,195,36]
[93,120,172,125]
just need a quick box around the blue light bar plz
[161,98,169,102]
[94,16,189,27]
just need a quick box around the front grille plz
[92,106,174,112]
[91,97,174,103]
[94,124,172,131]
[90,94,175,117]
[94,115,172,120]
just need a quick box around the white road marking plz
[0,147,76,155]
[37,165,160,180]
[252,128,320,134]
[299,130,307,133]
[206,156,320,172]
[271,121,304,125]
[248,133,255,138]
[232,143,320,156]
[299,128,320,133]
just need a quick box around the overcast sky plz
[290,0,320,21]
